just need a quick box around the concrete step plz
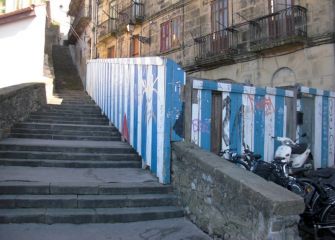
[0,194,177,209]
[0,167,157,186]
[0,218,210,240]
[42,106,102,114]
[47,104,100,109]
[8,133,120,141]
[0,182,172,195]
[10,128,119,137]
[28,115,109,122]
[40,107,102,115]
[0,151,139,161]
[26,119,109,125]
[0,159,141,168]
[31,111,105,118]
[12,123,117,132]
[0,141,134,154]
[0,206,184,223]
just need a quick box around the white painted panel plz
[146,65,153,167]
[263,94,276,161]
[137,66,143,156]
[314,96,323,168]
[156,66,166,181]
[242,94,254,152]
[191,102,200,146]
[130,65,135,146]
[328,97,335,167]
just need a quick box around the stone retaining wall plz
[171,142,305,240]
[0,83,46,139]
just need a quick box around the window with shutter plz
[160,17,182,52]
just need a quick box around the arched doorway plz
[271,67,296,87]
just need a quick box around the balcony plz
[249,6,307,51]
[68,3,91,44]
[97,19,117,41]
[118,2,144,31]
[194,29,237,68]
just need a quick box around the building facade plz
[0,5,47,90]
[67,0,94,85]
[3,0,46,13]
[91,0,334,90]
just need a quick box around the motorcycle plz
[298,177,335,239]
[219,144,262,171]
[273,134,314,176]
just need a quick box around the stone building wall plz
[95,0,335,90]
[192,43,335,89]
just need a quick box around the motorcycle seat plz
[291,143,308,154]
[306,168,335,179]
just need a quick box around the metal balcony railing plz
[194,29,237,65]
[249,5,307,51]
[118,2,144,29]
[97,19,117,40]
[71,6,91,31]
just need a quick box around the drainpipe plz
[90,0,94,59]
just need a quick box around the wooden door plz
[211,91,223,154]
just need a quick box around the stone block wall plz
[0,83,46,139]
[171,142,305,240]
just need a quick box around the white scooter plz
[273,134,313,175]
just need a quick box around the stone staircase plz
[52,45,83,91]
[0,46,183,224]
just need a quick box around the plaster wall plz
[0,5,47,90]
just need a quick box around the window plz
[107,46,115,58]
[160,17,182,52]
[268,0,295,38]
[269,0,294,13]
[109,0,117,19]
[211,0,228,32]
[131,37,140,57]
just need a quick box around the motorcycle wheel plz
[287,180,306,197]
[235,160,249,170]
[320,204,335,236]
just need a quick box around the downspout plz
[90,0,94,59]
[94,0,98,58]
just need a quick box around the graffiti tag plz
[192,119,210,133]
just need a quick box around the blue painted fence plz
[297,86,335,168]
[191,79,294,162]
[86,57,185,184]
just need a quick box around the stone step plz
[10,128,119,137]
[8,133,120,141]
[0,194,177,208]
[0,159,140,168]
[12,123,117,132]
[47,104,100,109]
[26,119,109,125]
[34,111,104,118]
[40,108,102,115]
[30,111,108,120]
[0,151,139,161]
[0,182,172,195]
[42,107,101,114]
[0,206,184,224]
[0,141,133,154]
[28,115,109,122]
